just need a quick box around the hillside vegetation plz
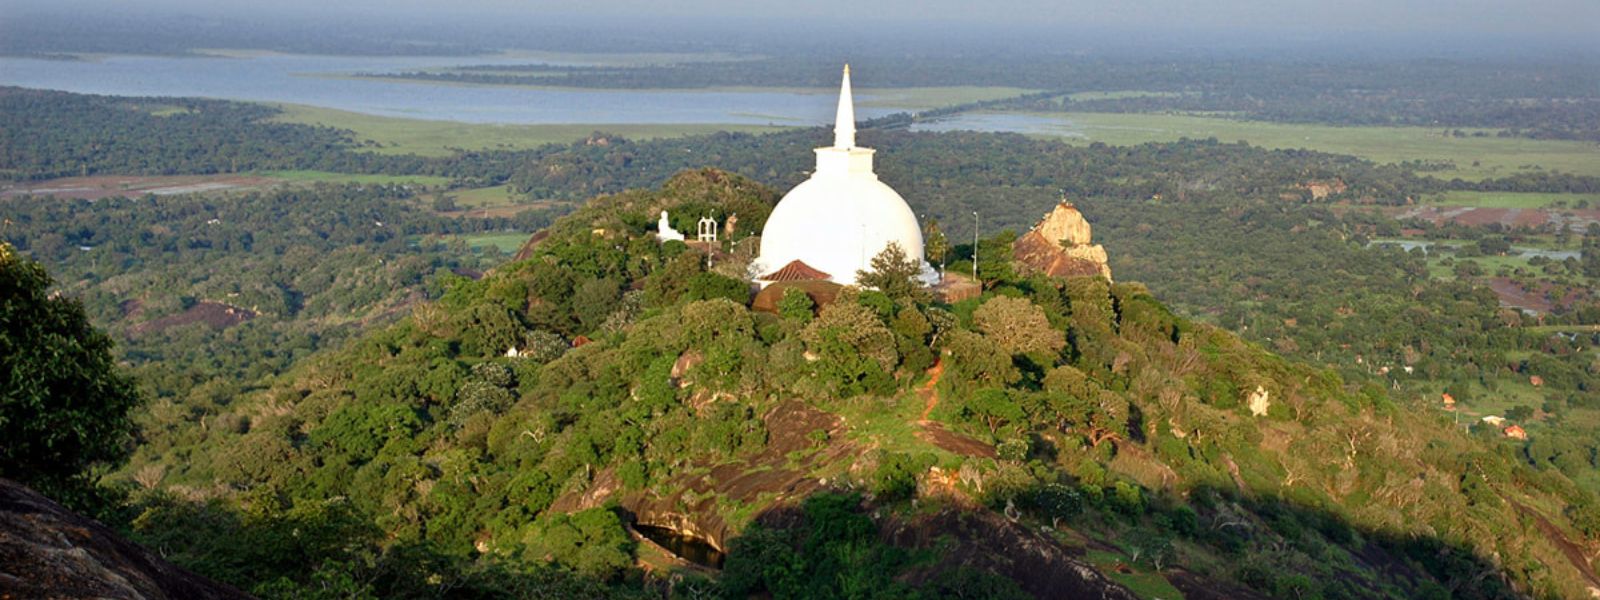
[118,170,1600,599]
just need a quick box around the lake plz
[910,112,1088,137]
[0,53,909,126]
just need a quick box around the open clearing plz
[972,111,1600,181]
[441,185,521,208]
[2,171,447,200]
[254,170,451,186]
[1423,191,1600,209]
[271,103,790,157]
[461,232,535,253]
[1,175,278,200]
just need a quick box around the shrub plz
[521,508,636,582]
[777,287,816,323]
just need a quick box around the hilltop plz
[114,170,1600,599]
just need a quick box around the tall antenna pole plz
[971,211,979,282]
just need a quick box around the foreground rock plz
[1013,201,1113,281]
[0,478,249,600]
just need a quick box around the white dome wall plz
[757,175,924,286]
[752,65,929,288]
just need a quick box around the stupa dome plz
[753,66,926,286]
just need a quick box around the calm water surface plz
[0,54,907,125]
[910,112,1086,137]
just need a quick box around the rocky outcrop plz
[1013,202,1113,281]
[882,508,1138,599]
[0,478,249,600]
[1298,179,1347,200]
[547,400,851,554]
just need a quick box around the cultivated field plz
[993,111,1600,180]
[270,104,790,157]
[1423,191,1600,209]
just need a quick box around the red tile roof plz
[759,259,832,282]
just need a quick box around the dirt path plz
[912,360,997,458]
[918,359,945,422]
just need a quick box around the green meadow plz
[1423,191,1600,208]
[270,103,789,157]
[461,232,533,253]
[995,111,1600,181]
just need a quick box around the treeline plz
[1019,94,1600,143]
[0,88,361,180]
[0,13,487,57]
[368,55,1599,98]
[366,55,1600,141]
[0,87,564,183]
[9,88,1598,213]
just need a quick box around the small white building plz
[697,216,718,243]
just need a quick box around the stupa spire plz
[833,64,855,149]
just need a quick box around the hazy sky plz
[9,0,1598,37]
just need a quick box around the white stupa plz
[752,65,931,287]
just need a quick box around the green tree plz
[777,287,816,323]
[924,219,950,272]
[967,388,1024,436]
[973,295,1066,356]
[800,289,899,397]
[856,242,929,303]
[976,231,1018,288]
[571,276,622,332]
[521,508,636,582]
[0,243,141,505]
[682,271,751,305]
[1476,236,1511,255]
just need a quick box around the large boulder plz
[0,478,249,600]
[1013,202,1113,281]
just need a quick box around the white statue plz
[656,210,685,242]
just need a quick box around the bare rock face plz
[1013,202,1113,281]
[0,478,249,600]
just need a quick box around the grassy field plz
[988,111,1600,181]
[270,104,790,157]
[1425,254,1543,280]
[256,170,452,186]
[1065,91,1185,101]
[442,185,521,208]
[460,232,531,253]
[1369,238,1575,280]
[1422,191,1600,209]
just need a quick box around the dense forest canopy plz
[58,170,1594,599]
[2,67,1598,598]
